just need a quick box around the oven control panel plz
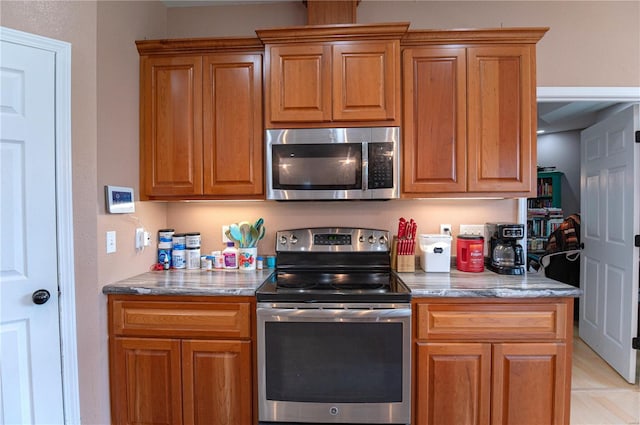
[314,233,352,246]
[277,227,389,252]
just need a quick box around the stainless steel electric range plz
[256,227,411,425]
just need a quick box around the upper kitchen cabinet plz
[137,38,264,200]
[402,28,548,197]
[257,23,408,128]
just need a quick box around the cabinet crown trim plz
[136,36,264,55]
[401,27,549,46]
[256,22,410,43]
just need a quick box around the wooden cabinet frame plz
[413,297,573,425]
[137,38,264,200]
[401,28,548,198]
[257,23,408,128]
[107,295,256,425]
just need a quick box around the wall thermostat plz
[105,185,135,214]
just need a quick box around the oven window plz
[265,322,402,403]
[272,143,362,190]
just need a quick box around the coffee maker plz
[486,223,525,275]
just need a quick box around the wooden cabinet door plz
[182,339,253,425]
[203,54,263,196]
[492,343,568,425]
[267,44,331,123]
[415,342,491,425]
[111,337,183,425]
[141,56,203,197]
[402,47,467,193]
[467,46,535,193]
[332,41,399,122]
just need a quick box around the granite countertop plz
[102,268,581,298]
[400,268,582,298]
[102,269,273,297]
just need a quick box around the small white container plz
[186,248,201,269]
[419,234,452,272]
[185,232,201,248]
[172,249,186,269]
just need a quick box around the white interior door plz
[579,104,639,383]
[0,36,65,423]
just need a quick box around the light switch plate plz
[106,231,116,253]
[135,228,144,249]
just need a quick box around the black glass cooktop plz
[256,270,411,303]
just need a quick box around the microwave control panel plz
[368,142,394,189]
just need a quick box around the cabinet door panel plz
[467,46,534,193]
[333,41,398,121]
[415,342,491,425]
[492,343,568,425]
[268,44,331,123]
[182,339,253,425]
[141,56,203,197]
[111,338,183,425]
[203,54,263,196]
[403,47,466,193]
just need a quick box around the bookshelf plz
[527,171,564,255]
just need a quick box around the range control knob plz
[379,235,388,246]
[279,235,288,245]
[368,235,376,244]
[290,235,298,244]
[359,235,365,243]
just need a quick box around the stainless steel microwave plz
[266,127,400,200]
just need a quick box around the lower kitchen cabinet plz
[107,295,255,425]
[413,298,573,425]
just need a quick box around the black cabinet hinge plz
[633,337,640,350]
[636,130,640,143]
[635,235,640,247]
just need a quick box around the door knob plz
[32,289,51,305]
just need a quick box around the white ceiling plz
[537,101,620,134]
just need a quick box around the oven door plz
[257,303,411,424]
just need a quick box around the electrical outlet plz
[440,224,452,235]
[222,225,231,243]
[106,231,116,254]
[135,228,144,249]
[459,224,485,236]
[143,231,151,247]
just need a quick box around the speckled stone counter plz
[102,268,581,299]
[102,269,274,297]
[399,268,581,298]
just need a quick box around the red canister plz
[456,235,485,272]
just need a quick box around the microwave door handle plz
[362,142,368,191]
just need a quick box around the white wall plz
[537,131,581,215]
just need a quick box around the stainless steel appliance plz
[256,227,411,424]
[486,222,526,275]
[266,127,400,200]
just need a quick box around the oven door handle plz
[257,306,411,321]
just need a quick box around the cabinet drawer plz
[416,302,567,341]
[111,300,251,338]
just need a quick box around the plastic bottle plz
[222,242,238,269]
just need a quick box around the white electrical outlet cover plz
[222,225,231,243]
[440,224,452,235]
[106,231,116,253]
